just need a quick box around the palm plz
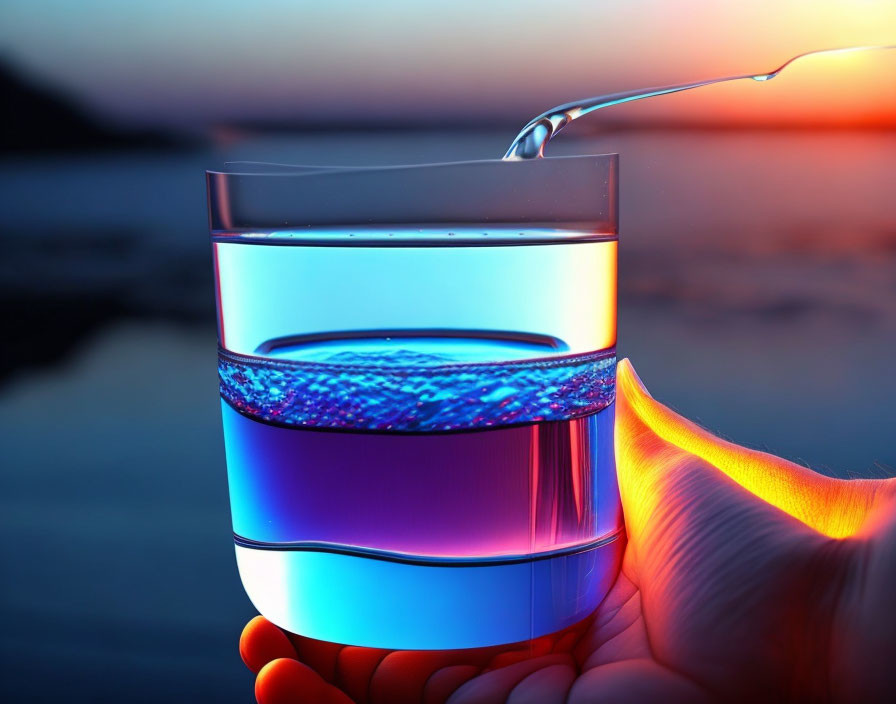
[241,360,896,704]
[241,564,680,704]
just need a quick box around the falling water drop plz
[504,44,895,160]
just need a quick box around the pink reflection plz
[222,403,621,558]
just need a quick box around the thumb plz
[613,359,851,701]
[615,358,885,539]
[256,658,354,704]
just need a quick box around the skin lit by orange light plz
[615,359,889,539]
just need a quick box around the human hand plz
[240,359,896,703]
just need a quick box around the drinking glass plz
[207,155,622,649]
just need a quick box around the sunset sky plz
[1,0,894,130]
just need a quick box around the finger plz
[550,612,592,662]
[369,648,505,704]
[336,646,391,704]
[423,665,481,704]
[615,357,808,568]
[585,566,638,635]
[240,616,299,674]
[287,633,346,684]
[335,641,526,703]
[506,663,577,704]
[480,632,566,671]
[568,659,710,704]
[482,648,540,671]
[578,567,651,670]
[369,651,467,704]
[446,654,574,704]
[616,358,885,538]
[256,657,354,704]
[550,631,581,655]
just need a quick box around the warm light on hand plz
[616,359,890,539]
[240,359,896,703]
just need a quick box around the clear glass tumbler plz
[207,156,623,649]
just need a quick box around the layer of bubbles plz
[219,346,616,433]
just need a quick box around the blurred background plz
[1,1,895,701]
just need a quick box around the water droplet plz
[504,44,895,159]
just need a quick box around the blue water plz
[218,331,621,646]
[221,394,622,647]
[219,340,616,432]
[212,233,618,363]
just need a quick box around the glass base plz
[234,533,624,650]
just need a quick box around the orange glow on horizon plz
[591,47,896,131]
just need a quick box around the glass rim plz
[207,154,618,240]
[206,153,618,177]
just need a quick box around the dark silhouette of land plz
[0,60,187,153]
